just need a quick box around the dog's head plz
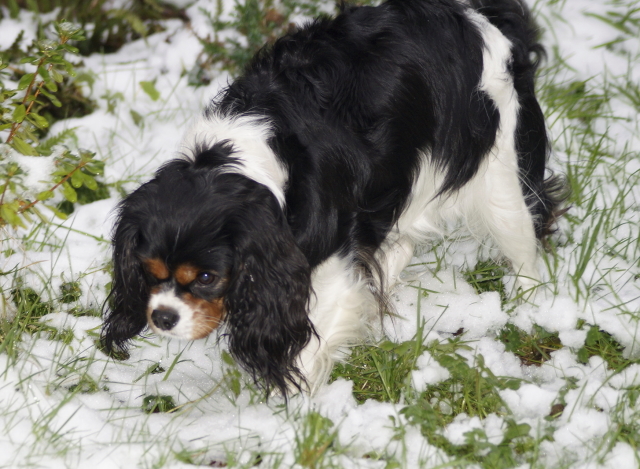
[101,143,314,395]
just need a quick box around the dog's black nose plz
[151,308,179,331]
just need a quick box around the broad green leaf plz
[140,80,160,101]
[11,136,38,156]
[38,65,51,81]
[12,104,27,123]
[18,73,35,90]
[62,182,78,203]
[1,202,25,228]
[27,113,49,129]
[45,81,58,92]
[37,190,54,201]
[71,170,83,188]
[82,173,98,190]
[62,44,80,54]
[51,69,64,83]
[40,89,62,107]
[130,110,144,127]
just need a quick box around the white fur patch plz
[179,112,289,206]
[148,290,197,339]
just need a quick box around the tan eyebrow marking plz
[144,258,170,280]
[174,264,199,286]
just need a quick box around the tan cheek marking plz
[144,258,170,280]
[182,293,226,339]
[174,264,199,286]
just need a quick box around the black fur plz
[215,0,502,269]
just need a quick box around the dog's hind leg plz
[468,12,542,295]
[477,152,541,294]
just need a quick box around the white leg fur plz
[377,234,416,291]
[297,255,378,393]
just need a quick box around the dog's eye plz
[196,272,216,285]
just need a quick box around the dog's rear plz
[469,0,568,237]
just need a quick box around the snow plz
[411,351,451,392]
[0,145,57,200]
[1,0,640,467]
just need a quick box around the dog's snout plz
[151,308,179,331]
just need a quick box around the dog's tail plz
[468,0,544,69]
[470,0,569,238]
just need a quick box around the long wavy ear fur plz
[101,207,149,355]
[224,188,314,397]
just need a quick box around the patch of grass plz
[142,394,177,414]
[592,388,640,462]
[463,260,508,304]
[498,324,563,366]
[133,362,166,383]
[576,323,636,372]
[11,285,53,319]
[294,411,339,469]
[541,79,610,126]
[220,350,244,401]
[1,286,51,358]
[402,404,534,468]
[67,374,101,394]
[334,330,529,465]
[59,281,82,304]
[409,343,521,423]
[0,283,92,360]
[330,324,429,403]
[48,326,75,344]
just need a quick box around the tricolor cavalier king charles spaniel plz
[102,0,565,396]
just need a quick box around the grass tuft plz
[142,394,177,414]
[330,322,429,403]
[576,323,635,372]
[294,411,338,469]
[498,324,563,366]
[463,260,509,304]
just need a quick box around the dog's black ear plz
[101,208,149,356]
[224,192,314,397]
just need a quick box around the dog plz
[102,0,566,396]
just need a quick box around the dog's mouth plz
[146,291,225,340]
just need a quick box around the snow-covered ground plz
[1,0,639,467]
